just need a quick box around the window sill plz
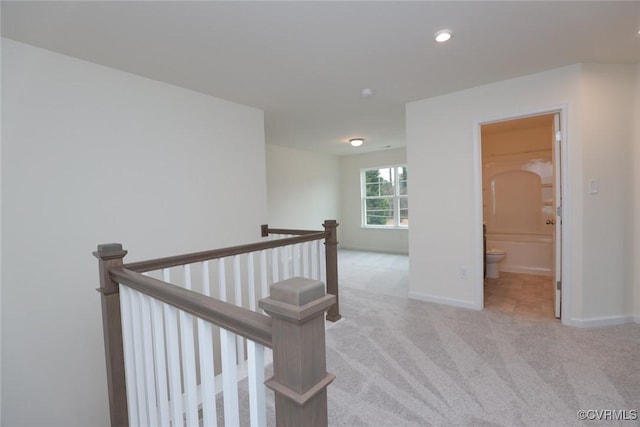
[361,226,409,230]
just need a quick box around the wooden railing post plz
[259,278,336,427]
[93,243,129,427]
[322,219,341,321]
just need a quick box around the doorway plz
[477,111,564,319]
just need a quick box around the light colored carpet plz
[338,249,409,298]
[325,287,640,426]
[232,250,639,426]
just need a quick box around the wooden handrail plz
[95,228,338,426]
[262,226,324,236]
[264,220,342,322]
[124,231,328,273]
[110,267,273,348]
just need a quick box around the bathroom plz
[481,113,557,316]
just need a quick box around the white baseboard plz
[500,265,552,277]
[408,291,478,310]
[564,315,635,328]
[339,245,409,255]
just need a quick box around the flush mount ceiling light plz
[434,30,452,43]
[350,138,364,147]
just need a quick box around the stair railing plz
[94,221,340,427]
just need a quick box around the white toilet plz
[486,249,506,279]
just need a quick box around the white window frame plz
[360,164,408,229]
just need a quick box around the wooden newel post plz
[93,243,129,427]
[259,278,337,427]
[323,219,341,321]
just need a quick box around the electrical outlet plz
[460,267,469,279]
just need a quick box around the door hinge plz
[555,131,562,142]
[556,206,562,217]
[556,280,562,291]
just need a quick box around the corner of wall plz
[635,63,640,320]
[408,291,479,311]
[265,144,341,229]
[1,34,4,425]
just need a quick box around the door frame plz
[472,105,571,322]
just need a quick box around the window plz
[361,165,408,228]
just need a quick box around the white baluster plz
[233,255,243,308]
[259,250,268,299]
[233,256,245,363]
[180,310,199,427]
[120,285,140,426]
[283,245,292,280]
[271,247,279,283]
[150,299,170,427]
[164,304,183,426]
[247,341,266,427]
[311,240,319,280]
[183,264,192,290]
[220,329,239,426]
[129,290,149,426]
[247,252,256,311]
[202,261,211,297]
[259,250,272,371]
[302,241,310,278]
[293,244,301,277]
[180,267,198,426]
[139,293,159,427]
[197,295,217,426]
[320,240,327,285]
[218,258,227,301]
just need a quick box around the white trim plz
[486,233,552,243]
[361,164,408,229]
[473,105,572,322]
[564,315,635,328]
[499,266,552,276]
[472,120,485,311]
[339,245,409,255]
[408,291,478,311]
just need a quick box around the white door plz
[553,113,562,318]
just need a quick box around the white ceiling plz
[2,1,639,155]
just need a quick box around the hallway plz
[338,249,409,298]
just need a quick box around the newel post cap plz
[93,243,128,260]
[259,277,335,323]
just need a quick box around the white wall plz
[266,144,340,229]
[340,148,408,254]
[635,63,640,323]
[0,12,3,423]
[1,39,267,427]
[579,64,636,321]
[407,63,638,325]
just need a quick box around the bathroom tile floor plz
[484,272,555,318]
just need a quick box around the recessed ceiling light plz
[434,30,452,43]
[361,88,374,97]
[350,138,364,147]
